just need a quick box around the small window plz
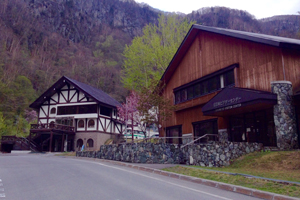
[209,76,221,92]
[194,83,201,97]
[88,119,95,128]
[201,80,209,95]
[180,89,187,102]
[50,107,56,114]
[224,70,235,87]
[87,139,94,147]
[78,119,85,128]
[175,91,181,104]
[187,86,193,100]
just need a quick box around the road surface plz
[0,153,263,200]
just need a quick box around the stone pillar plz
[218,129,228,143]
[271,81,298,150]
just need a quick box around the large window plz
[100,106,112,117]
[57,104,97,115]
[174,68,235,104]
[193,119,218,143]
[166,126,182,144]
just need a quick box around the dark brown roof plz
[160,24,300,85]
[29,76,121,109]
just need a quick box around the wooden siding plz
[162,30,300,135]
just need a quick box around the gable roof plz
[29,76,121,109]
[160,24,300,85]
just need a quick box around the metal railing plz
[30,123,75,132]
[121,134,219,145]
[180,134,219,148]
[1,136,41,152]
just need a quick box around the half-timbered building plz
[29,76,124,152]
[160,25,300,150]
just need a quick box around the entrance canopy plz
[202,87,277,116]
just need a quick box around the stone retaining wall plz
[76,142,263,167]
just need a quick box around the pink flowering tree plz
[117,91,146,141]
[24,109,38,123]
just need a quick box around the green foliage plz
[0,112,7,137]
[0,76,36,136]
[138,80,177,128]
[122,15,195,92]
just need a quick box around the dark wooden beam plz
[61,134,65,152]
[49,131,53,152]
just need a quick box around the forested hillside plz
[0,0,299,137]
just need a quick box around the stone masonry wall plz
[271,81,299,150]
[76,142,262,167]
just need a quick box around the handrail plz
[30,123,75,132]
[180,134,218,148]
[121,134,218,145]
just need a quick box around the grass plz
[163,151,300,198]
[55,152,76,156]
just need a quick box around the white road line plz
[74,159,232,200]
[0,193,5,198]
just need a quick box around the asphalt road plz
[0,153,263,200]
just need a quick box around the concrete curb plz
[74,157,300,200]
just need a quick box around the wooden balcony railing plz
[30,123,75,133]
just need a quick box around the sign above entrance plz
[213,97,241,108]
[202,87,277,116]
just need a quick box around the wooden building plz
[160,25,300,150]
[29,76,124,152]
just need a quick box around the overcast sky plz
[135,0,300,19]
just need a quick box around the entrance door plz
[229,109,276,146]
[230,115,245,142]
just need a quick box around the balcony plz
[30,123,75,134]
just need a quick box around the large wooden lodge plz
[27,76,124,152]
[160,25,300,150]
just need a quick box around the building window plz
[193,119,218,143]
[77,139,83,148]
[166,126,182,144]
[175,91,181,104]
[88,119,95,128]
[57,104,97,115]
[87,139,94,148]
[100,106,112,117]
[223,70,235,87]
[173,68,235,104]
[78,119,85,128]
[50,107,56,114]
[56,118,73,126]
